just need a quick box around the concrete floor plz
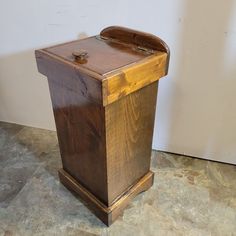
[0,121,236,236]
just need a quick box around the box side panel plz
[48,81,108,204]
[36,52,109,204]
[105,82,158,205]
[35,50,103,103]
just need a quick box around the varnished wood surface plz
[35,25,170,225]
[36,42,167,107]
[105,82,158,205]
[36,25,169,107]
[36,52,109,204]
[48,79,108,204]
[107,171,154,225]
[103,53,166,106]
[36,50,103,104]
[59,168,154,226]
[37,46,160,206]
[101,26,170,76]
[44,36,149,76]
[101,26,169,53]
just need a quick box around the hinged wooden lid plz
[36,26,170,106]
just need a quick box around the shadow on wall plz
[158,0,236,163]
[0,49,55,130]
[0,33,88,130]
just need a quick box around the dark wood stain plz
[101,26,170,75]
[35,26,169,226]
[105,82,158,205]
[45,36,148,76]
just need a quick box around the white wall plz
[0,0,236,164]
[153,0,236,164]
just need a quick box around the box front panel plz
[105,81,158,205]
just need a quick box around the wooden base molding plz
[58,169,154,226]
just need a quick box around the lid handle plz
[72,50,88,62]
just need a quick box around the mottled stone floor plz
[0,121,236,236]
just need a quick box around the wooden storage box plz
[35,26,169,226]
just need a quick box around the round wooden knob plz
[72,50,88,61]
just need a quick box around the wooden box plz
[35,26,169,226]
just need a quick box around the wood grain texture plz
[105,82,158,205]
[59,168,154,226]
[107,171,154,225]
[35,49,103,104]
[103,53,166,106]
[36,51,109,204]
[35,25,169,226]
[101,26,170,77]
[100,26,169,53]
[43,36,148,76]
[48,80,108,204]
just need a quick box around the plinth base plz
[58,169,154,226]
